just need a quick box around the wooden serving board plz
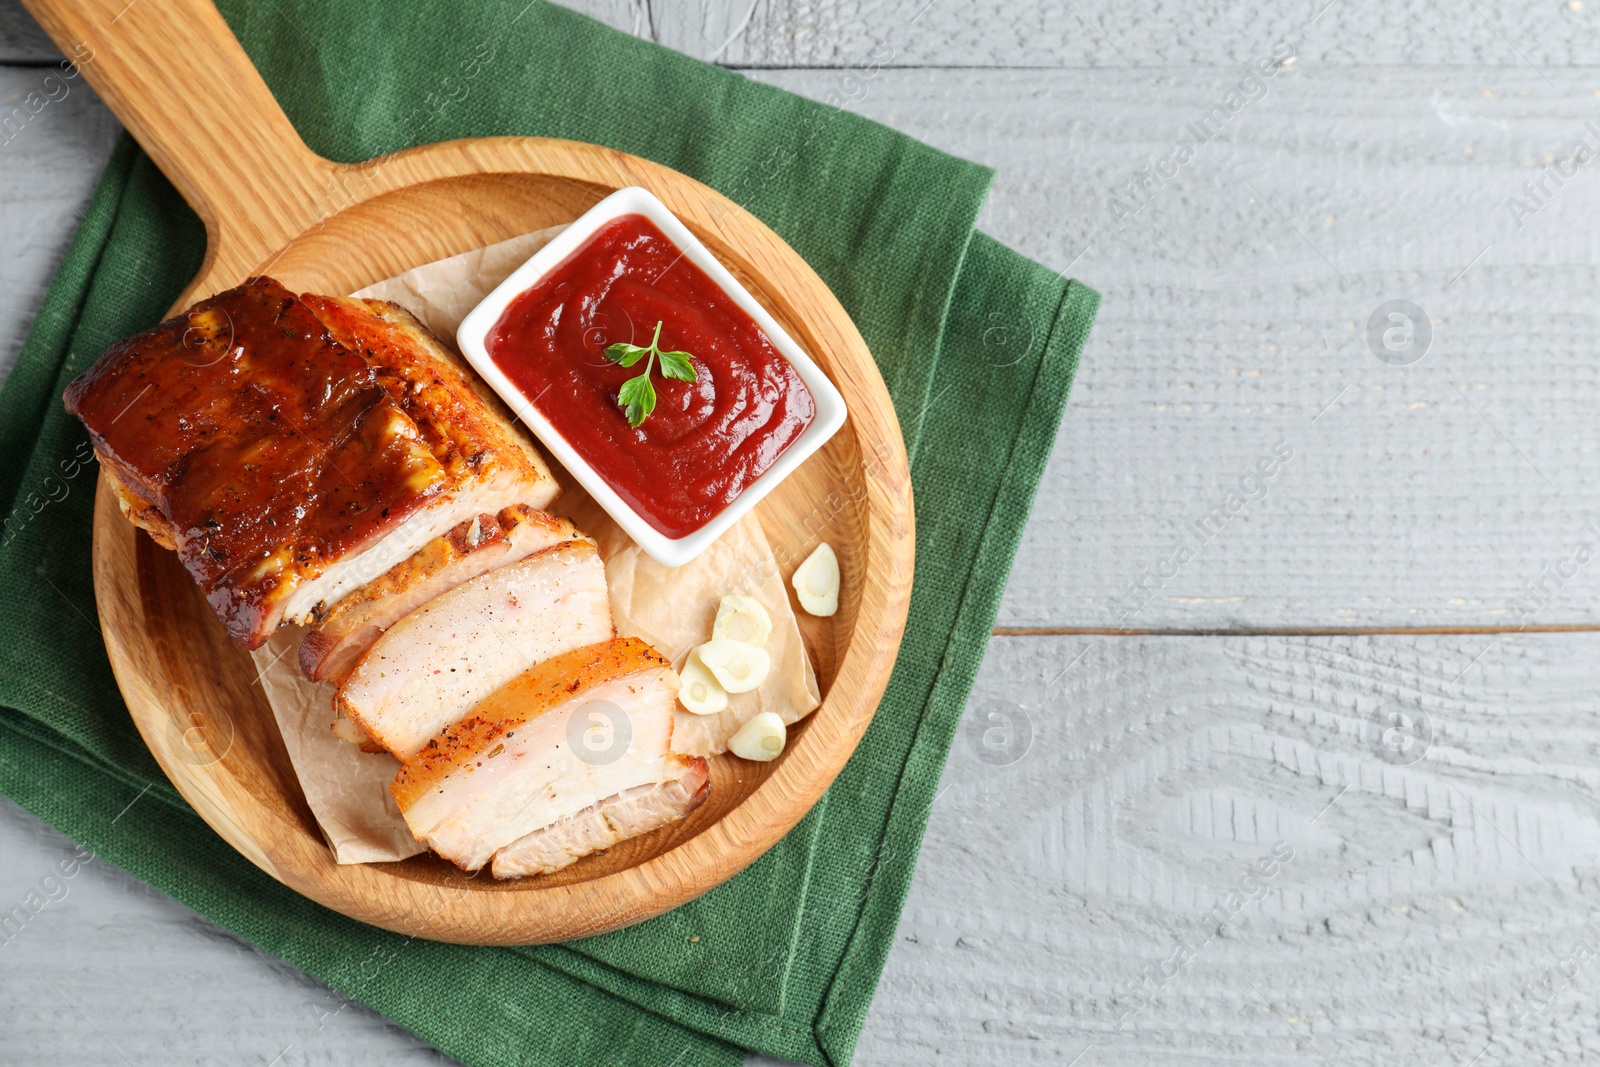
[24,0,913,943]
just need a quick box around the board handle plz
[20,0,340,285]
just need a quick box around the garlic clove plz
[694,638,771,693]
[713,594,773,646]
[791,542,839,616]
[677,655,728,715]
[729,711,786,761]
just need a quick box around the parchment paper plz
[553,491,822,759]
[250,626,425,862]
[249,227,821,864]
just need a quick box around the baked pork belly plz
[301,293,554,498]
[391,637,706,874]
[299,505,583,685]
[335,539,613,760]
[62,277,557,648]
[491,762,710,879]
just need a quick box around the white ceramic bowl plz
[456,186,848,567]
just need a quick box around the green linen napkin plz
[0,2,1098,1065]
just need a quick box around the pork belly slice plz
[391,637,705,873]
[491,761,710,879]
[336,539,613,760]
[299,505,583,685]
[62,277,558,648]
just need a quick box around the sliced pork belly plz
[336,539,613,760]
[391,637,705,873]
[63,278,558,648]
[299,505,583,685]
[282,294,560,624]
[491,761,710,879]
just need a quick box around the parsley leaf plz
[657,349,697,382]
[617,373,656,428]
[602,321,698,427]
[603,341,650,369]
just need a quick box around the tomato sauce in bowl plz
[484,214,816,539]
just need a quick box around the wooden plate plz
[28,0,913,943]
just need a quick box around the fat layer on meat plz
[336,540,613,760]
[299,505,583,685]
[490,761,710,878]
[392,638,704,873]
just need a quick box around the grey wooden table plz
[4,1,1598,1063]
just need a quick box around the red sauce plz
[486,214,815,539]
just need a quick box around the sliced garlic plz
[713,594,773,646]
[677,655,728,716]
[695,638,770,693]
[729,711,787,761]
[791,542,840,616]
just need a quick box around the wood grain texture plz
[4,0,1598,70]
[857,632,1600,1065]
[0,798,453,1065]
[5,0,1600,1064]
[0,0,55,62]
[0,65,118,383]
[584,0,1600,70]
[21,0,914,945]
[747,63,1600,631]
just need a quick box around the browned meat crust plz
[63,277,557,648]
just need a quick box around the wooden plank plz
[0,799,452,1064]
[667,0,1596,69]
[638,0,763,63]
[743,64,1600,630]
[854,632,1600,1064]
[0,0,57,63]
[0,64,120,385]
[12,0,1591,72]
[8,22,1600,627]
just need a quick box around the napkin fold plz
[0,3,1097,1064]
